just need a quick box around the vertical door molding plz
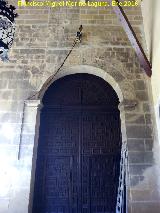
[19,99,42,213]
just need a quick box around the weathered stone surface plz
[129,164,153,175]
[129,151,154,164]
[0,112,21,123]
[131,202,160,213]
[143,103,150,112]
[145,139,153,151]
[0,80,8,89]
[131,189,160,202]
[127,139,145,151]
[0,2,157,213]
[126,113,145,124]
[136,90,149,101]
[18,134,35,145]
[126,125,152,139]
[130,175,144,187]
[145,113,152,124]
[133,80,146,90]
[121,99,138,111]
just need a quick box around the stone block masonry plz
[0,2,159,213]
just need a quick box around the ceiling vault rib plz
[110,0,152,77]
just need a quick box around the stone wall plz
[0,1,159,212]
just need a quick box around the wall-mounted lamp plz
[76,25,83,42]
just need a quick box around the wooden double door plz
[32,74,121,213]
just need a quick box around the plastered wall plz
[141,0,160,149]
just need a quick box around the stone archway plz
[38,65,124,103]
[32,73,122,213]
[37,65,127,144]
[22,65,127,213]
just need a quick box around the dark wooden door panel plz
[81,155,120,213]
[44,156,74,213]
[33,111,81,213]
[81,111,121,155]
[81,112,120,213]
